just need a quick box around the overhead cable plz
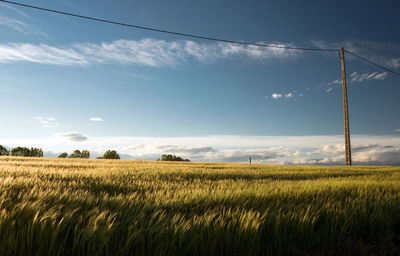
[344,50,400,76]
[0,0,338,52]
[1,0,399,76]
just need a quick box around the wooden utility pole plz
[340,48,352,166]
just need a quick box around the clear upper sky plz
[0,0,399,164]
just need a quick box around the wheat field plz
[0,157,399,255]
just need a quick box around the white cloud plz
[326,88,333,93]
[89,117,104,122]
[394,129,400,132]
[271,92,298,99]
[0,38,301,67]
[321,144,344,155]
[285,158,318,165]
[271,93,282,99]
[352,148,400,165]
[56,132,87,142]
[307,143,382,156]
[293,150,301,156]
[35,116,58,128]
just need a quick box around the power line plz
[1,0,399,77]
[0,0,338,52]
[344,50,400,76]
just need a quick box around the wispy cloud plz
[35,116,58,128]
[326,88,333,93]
[394,129,400,132]
[0,39,301,67]
[285,93,293,98]
[0,3,29,18]
[56,132,87,142]
[0,16,30,32]
[0,6,47,37]
[350,71,388,82]
[89,117,104,122]
[0,43,87,65]
[328,79,342,86]
[327,71,388,88]
[0,16,47,37]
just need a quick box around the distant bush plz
[58,152,68,158]
[69,150,90,159]
[103,150,120,159]
[0,145,10,156]
[160,154,190,162]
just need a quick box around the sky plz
[0,0,400,164]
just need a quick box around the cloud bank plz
[2,134,400,165]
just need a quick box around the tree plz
[160,154,190,162]
[69,150,90,159]
[68,150,82,158]
[11,147,31,157]
[58,152,68,158]
[81,150,90,159]
[0,145,10,156]
[30,148,43,157]
[103,150,120,159]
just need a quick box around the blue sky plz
[0,0,400,164]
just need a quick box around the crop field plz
[0,157,399,255]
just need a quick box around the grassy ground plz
[0,157,399,255]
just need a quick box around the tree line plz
[1,145,189,161]
[58,150,120,159]
[158,154,190,162]
[0,145,43,157]
[0,145,120,159]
